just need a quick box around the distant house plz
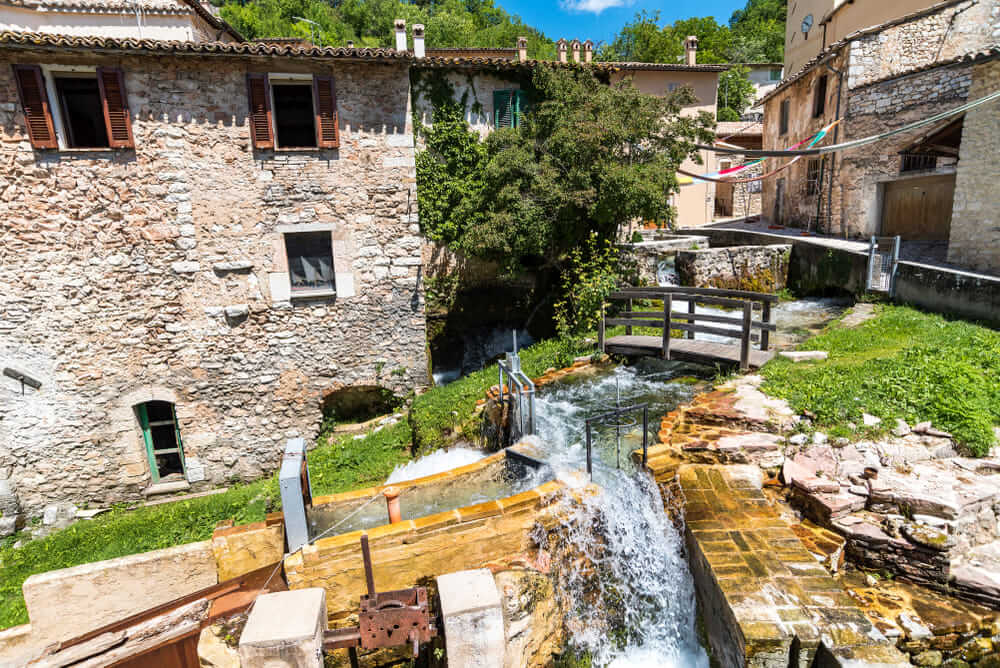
[761,0,1000,275]
[411,34,727,229]
[736,63,784,118]
[0,0,242,42]
[713,121,763,219]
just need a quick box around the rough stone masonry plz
[0,45,427,515]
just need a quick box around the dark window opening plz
[779,99,790,135]
[813,75,828,118]
[901,154,937,173]
[285,231,335,293]
[770,69,782,81]
[806,159,821,195]
[55,76,109,148]
[137,400,185,483]
[272,83,316,148]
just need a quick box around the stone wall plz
[675,244,791,292]
[762,0,997,239]
[894,260,1000,324]
[0,49,427,514]
[947,58,1000,275]
[284,479,565,621]
[411,67,530,138]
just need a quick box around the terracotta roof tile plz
[0,31,409,60]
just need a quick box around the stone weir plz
[638,378,911,667]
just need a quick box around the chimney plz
[347,40,355,48]
[556,39,568,63]
[394,19,406,52]
[583,39,593,63]
[684,35,698,65]
[413,24,425,58]
[570,39,581,63]
[517,36,528,62]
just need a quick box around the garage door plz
[881,173,956,240]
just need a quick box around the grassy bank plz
[0,334,591,630]
[762,305,1000,455]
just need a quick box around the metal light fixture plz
[3,367,41,394]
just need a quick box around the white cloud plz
[559,0,634,14]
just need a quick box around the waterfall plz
[529,365,709,667]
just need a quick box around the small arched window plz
[136,401,186,483]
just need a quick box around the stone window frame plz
[115,386,194,493]
[269,223,355,303]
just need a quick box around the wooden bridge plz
[598,286,779,370]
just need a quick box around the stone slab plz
[779,350,829,362]
[22,539,217,645]
[437,569,504,668]
[239,588,326,668]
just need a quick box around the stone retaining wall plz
[284,479,565,621]
[675,243,791,291]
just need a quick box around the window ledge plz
[47,147,126,153]
[290,289,337,300]
[144,480,191,497]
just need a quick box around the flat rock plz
[793,476,841,494]
[779,350,829,362]
[866,460,1000,521]
[792,444,839,478]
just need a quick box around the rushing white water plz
[384,447,487,484]
[529,362,710,667]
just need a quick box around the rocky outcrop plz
[676,244,791,292]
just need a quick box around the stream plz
[530,361,710,667]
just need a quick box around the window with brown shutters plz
[12,64,57,150]
[246,72,274,150]
[97,67,134,149]
[313,75,339,149]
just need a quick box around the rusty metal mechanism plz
[323,535,437,666]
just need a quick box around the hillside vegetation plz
[218,0,555,58]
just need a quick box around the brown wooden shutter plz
[97,67,134,149]
[246,73,274,150]
[313,75,339,149]
[12,64,57,149]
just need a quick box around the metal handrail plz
[497,354,535,437]
[583,403,649,479]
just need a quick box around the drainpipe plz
[824,58,845,237]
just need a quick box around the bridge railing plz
[597,286,779,371]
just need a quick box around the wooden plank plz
[687,299,696,340]
[608,292,754,310]
[603,335,775,369]
[761,301,771,351]
[661,294,672,360]
[598,302,605,352]
[612,285,780,302]
[32,632,127,668]
[607,319,753,341]
[617,311,777,331]
[740,302,752,371]
[626,298,633,336]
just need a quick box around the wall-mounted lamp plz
[3,368,42,395]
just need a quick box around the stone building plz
[760,0,1000,265]
[713,121,763,219]
[0,0,242,42]
[0,33,427,514]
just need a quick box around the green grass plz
[761,305,1000,455]
[410,335,593,453]
[0,333,592,630]
[0,422,414,630]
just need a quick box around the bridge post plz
[761,300,771,351]
[687,298,696,340]
[740,302,752,371]
[598,302,605,352]
[661,294,672,360]
[625,298,633,335]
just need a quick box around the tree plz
[420,66,715,272]
[718,65,757,119]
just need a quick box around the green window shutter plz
[171,404,187,472]
[513,90,530,128]
[137,403,159,483]
[494,90,513,128]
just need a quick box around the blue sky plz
[499,0,746,46]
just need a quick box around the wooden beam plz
[662,294,672,360]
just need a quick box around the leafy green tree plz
[598,0,786,65]
[219,0,555,56]
[718,65,757,119]
[414,102,487,246]
[428,67,715,272]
